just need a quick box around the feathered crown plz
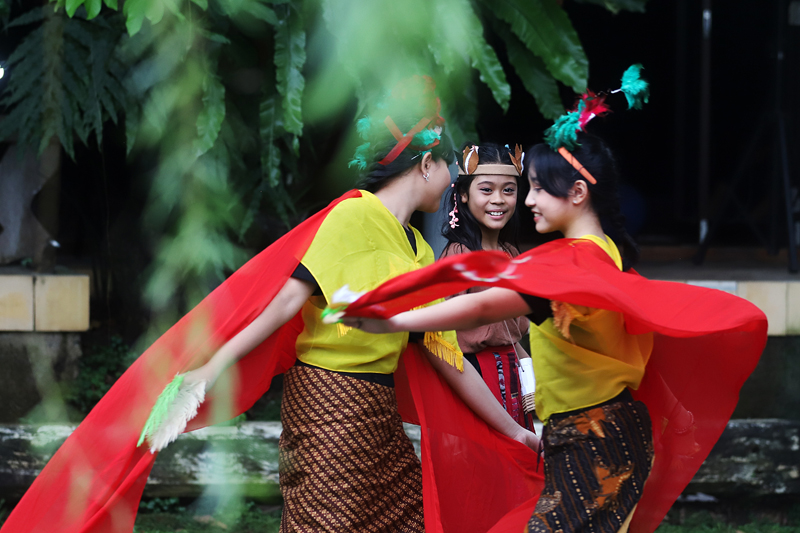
[349,76,446,171]
[544,64,649,184]
[458,144,524,176]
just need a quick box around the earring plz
[423,172,430,182]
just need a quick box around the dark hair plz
[356,114,455,193]
[525,133,640,271]
[440,142,520,254]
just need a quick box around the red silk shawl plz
[1,189,544,533]
[335,238,768,533]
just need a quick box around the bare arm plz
[420,342,540,450]
[184,277,314,390]
[345,287,532,334]
[515,341,531,360]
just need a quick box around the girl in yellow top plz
[176,77,538,533]
[348,133,659,533]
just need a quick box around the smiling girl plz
[338,127,767,532]
[440,142,534,430]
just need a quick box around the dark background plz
[2,0,800,265]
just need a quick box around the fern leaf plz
[274,4,305,136]
[125,97,140,155]
[481,0,588,92]
[259,94,283,189]
[573,0,648,14]
[195,74,226,155]
[502,30,564,120]
[6,25,44,67]
[245,0,278,24]
[6,7,44,29]
[459,0,510,112]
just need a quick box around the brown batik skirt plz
[527,390,654,533]
[279,363,424,533]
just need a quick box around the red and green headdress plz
[544,64,649,184]
[350,75,446,170]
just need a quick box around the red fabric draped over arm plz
[341,238,767,533]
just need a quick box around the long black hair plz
[441,142,520,254]
[525,133,640,271]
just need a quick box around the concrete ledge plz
[0,275,34,331]
[0,272,89,332]
[33,275,89,332]
[1,419,798,502]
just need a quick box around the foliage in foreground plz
[0,0,649,320]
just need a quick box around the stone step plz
[1,419,797,502]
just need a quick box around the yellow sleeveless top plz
[297,191,462,374]
[530,235,653,424]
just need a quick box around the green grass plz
[133,504,281,533]
[656,507,800,533]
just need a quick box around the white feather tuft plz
[148,379,207,453]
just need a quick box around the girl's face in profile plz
[460,174,518,232]
[525,166,572,234]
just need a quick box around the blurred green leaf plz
[195,74,226,155]
[574,0,648,14]
[65,0,83,17]
[123,0,146,35]
[502,31,564,120]
[145,0,165,26]
[259,94,282,189]
[6,6,45,28]
[247,0,278,24]
[274,5,305,136]
[483,0,588,92]
[104,0,118,9]
[457,0,510,112]
[190,0,208,9]
[85,0,102,19]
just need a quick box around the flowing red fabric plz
[2,189,544,533]
[339,238,768,533]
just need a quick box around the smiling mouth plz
[487,211,506,216]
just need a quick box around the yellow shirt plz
[297,190,461,374]
[530,235,653,423]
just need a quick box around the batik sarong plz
[527,390,653,533]
[279,363,424,533]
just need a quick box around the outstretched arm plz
[184,277,314,390]
[419,342,540,451]
[345,287,532,333]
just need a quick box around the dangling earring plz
[448,184,459,228]
[423,172,430,182]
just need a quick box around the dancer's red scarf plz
[1,190,543,533]
[336,238,767,533]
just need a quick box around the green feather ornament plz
[348,142,371,170]
[138,374,185,448]
[413,128,441,148]
[619,64,650,110]
[356,117,372,140]
[544,110,581,151]
[138,373,208,453]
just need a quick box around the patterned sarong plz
[470,346,533,430]
[279,364,424,533]
[528,391,653,533]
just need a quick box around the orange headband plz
[557,147,597,185]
